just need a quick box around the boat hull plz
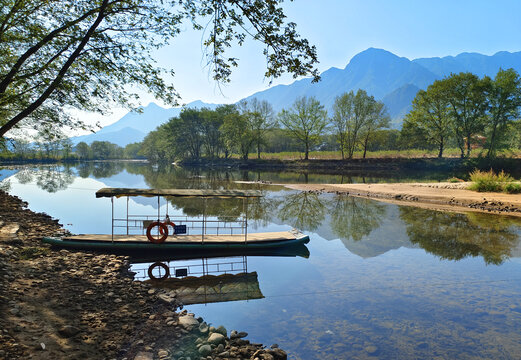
[42,232,310,256]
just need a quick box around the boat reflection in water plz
[130,244,310,305]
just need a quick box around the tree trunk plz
[362,135,369,159]
[466,133,472,158]
[487,123,498,158]
[304,140,309,160]
[437,137,444,158]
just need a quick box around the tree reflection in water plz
[330,194,386,242]
[278,191,325,231]
[76,162,125,178]
[15,166,75,193]
[400,207,521,265]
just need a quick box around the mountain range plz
[72,48,521,146]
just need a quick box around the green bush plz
[504,183,521,194]
[467,169,514,192]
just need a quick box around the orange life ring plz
[160,221,176,235]
[147,262,170,280]
[146,222,168,243]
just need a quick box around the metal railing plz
[113,214,246,236]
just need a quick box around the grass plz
[230,147,521,161]
[447,177,465,183]
[467,169,516,192]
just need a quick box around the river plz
[2,162,521,359]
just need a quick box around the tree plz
[331,91,354,159]
[169,109,204,160]
[445,72,489,158]
[331,90,386,159]
[0,0,319,139]
[359,99,390,158]
[403,82,451,158]
[75,142,91,159]
[278,96,328,160]
[220,111,253,160]
[200,108,223,159]
[140,125,173,163]
[239,99,275,159]
[485,68,521,157]
[11,138,32,159]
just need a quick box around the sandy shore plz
[0,191,287,360]
[285,182,521,217]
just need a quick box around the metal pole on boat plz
[111,197,114,243]
[126,196,129,235]
[243,198,248,243]
[202,197,206,243]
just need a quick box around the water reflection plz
[330,195,386,242]
[278,191,326,231]
[131,245,310,305]
[400,207,521,265]
[138,258,264,305]
[11,165,75,193]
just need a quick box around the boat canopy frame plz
[98,188,263,244]
[96,188,263,199]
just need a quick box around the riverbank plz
[285,182,521,217]
[0,191,287,359]
[179,157,521,177]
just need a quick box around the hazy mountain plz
[72,127,147,147]
[413,50,521,78]
[76,48,521,141]
[243,48,437,114]
[381,84,421,129]
[71,100,218,147]
[245,48,521,128]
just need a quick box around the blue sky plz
[81,0,521,129]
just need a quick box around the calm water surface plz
[2,162,521,359]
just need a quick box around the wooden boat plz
[43,188,310,252]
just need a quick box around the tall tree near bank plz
[331,92,354,159]
[360,99,390,158]
[200,109,223,159]
[332,90,384,159]
[403,81,451,158]
[485,68,521,158]
[0,0,319,139]
[278,96,328,160]
[169,109,204,160]
[220,110,253,160]
[445,72,489,158]
[239,99,275,159]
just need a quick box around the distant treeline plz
[2,70,521,162]
[0,139,142,161]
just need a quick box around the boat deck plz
[65,231,301,243]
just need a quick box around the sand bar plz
[285,182,521,217]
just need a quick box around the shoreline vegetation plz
[0,190,288,360]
